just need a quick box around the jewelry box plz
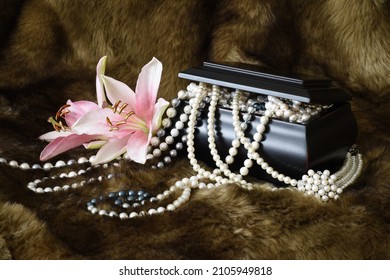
[177,62,357,185]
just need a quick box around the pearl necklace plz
[0,82,363,219]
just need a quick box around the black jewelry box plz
[178,62,357,184]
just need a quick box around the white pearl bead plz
[289,115,298,122]
[240,167,249,176]
[109,211,118,217]
[261,162,268,169]
[263,165,272,173]
[148,209,158,215]
[260,116,269,125]
[55,160,66,167]
[166,204,176,211]
[89,155,96,163]
[150,137,160,146]
[256,124,266,133]
[170,128,180,137]
[283,176,291,184]
[119,213,128,219]
[244,159,253,168]
[9,160,18,167]
[229,147,238,156]
[165,136,174,144]
[166,108,177,118]
[178,90,187,99]
[20,163,30,170]
[277,174,285,181]
[253,133,262,142]
[43,163,53,170]
[226,155,234,164]
[290,179,298,186]
[232,139,240,148]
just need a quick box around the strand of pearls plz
[0,155,118,193]
[147,96,190,169]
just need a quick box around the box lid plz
[178,62,351,103]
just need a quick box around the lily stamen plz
[118,103,128,114]
[124,111,135,120]
[106,117,114,127]
[48,116,67,132]
[55,104,71,121]
[113,100,121,113]
[114,120,127,127]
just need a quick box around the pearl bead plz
[232,139,240,148]
[43,163,53,170]
[9,160,18,167]
[178,90,187,99]
[179,113,189,122]
[226,155,234,164]
[229,148,238,156]
[119,213,128,219]
[165,136,174,144]
[166,108,177,118]
[55,160,66,167]
[175,121,184,130]
[166,204,176,211]
[20,163,30,170]
[253,133,262,142]
[170,128,180,137]
[240,167,249,176]
[244,159,253,168]
[78,157,88,164]
[32,164,42,169]
[150,137,160,146]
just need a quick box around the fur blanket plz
[0,0,389,260]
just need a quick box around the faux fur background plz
[0,0,389,259]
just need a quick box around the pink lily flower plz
[39,100,103,161]
[39,56,169,165]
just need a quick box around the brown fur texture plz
[0,0,389,259]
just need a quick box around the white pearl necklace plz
[0,82,363,219]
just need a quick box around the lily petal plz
[135,57,162,122]
[101,75,136,110]
[65,100,100,127]
[90,137,128,165]
[126,129,151,164]
[39,130,74,141]
[151,97,170,132]
[83,140,108,150]
[96,56,108,107]
[72,108,113,135]
[40,134,97,161]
